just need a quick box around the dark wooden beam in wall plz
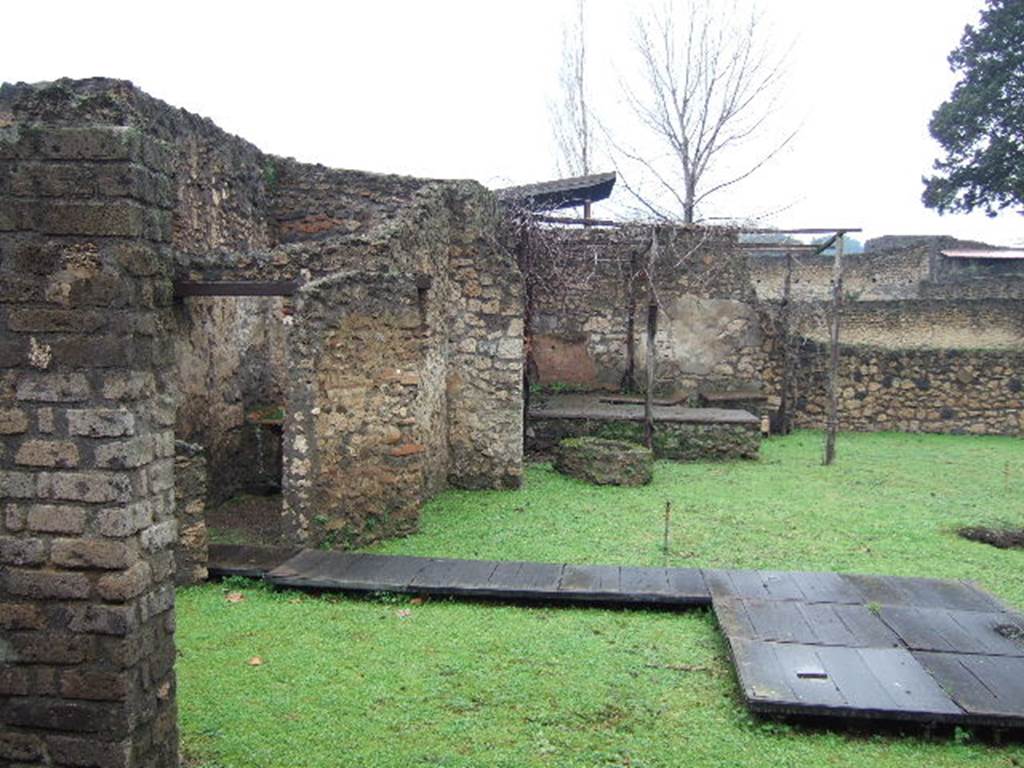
[173,280,301,299]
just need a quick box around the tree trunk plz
[777,252,794,435]
[823,237,844,465]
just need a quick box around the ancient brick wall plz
[0,76,526,767]
[530,226,761,397]
[0,97,179,766]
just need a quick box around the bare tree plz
[551,0,595,182]
[612,0,795,223]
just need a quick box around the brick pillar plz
[0,124,179,766]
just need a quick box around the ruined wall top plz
[0,78,490,275]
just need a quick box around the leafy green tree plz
[923,0,1024,216]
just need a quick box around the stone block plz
[68,409,135,437]
[0,731,43,762]
[0,536,47,566]
[32,199,147,237]
[59,670,129,702]
[94,502,152,538]
[7,308,107,333]
[94,436,154,469]
[46,734,133,768]
[0,602,46,630]
[102,371,155,401]
[15,439,79,468]
[146,458,174,493]
[3,568,91,600]
[1,698,126,736]
[0,470,35,499]
[52,538,133,570]
[140,520,177,553]
[0,407,29,434]
[67,603,137,637]
[96,560,151,602]
[50,335,136,369]
[4,503,28,532]
[16,372,90,402]
[7,632,90,664]
[32,126,144,162]
[37,471,132,504]
[27,504,87,534]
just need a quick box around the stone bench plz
[528,395,761,461]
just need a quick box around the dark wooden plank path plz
[709,568,1024,728]
[266,550,711,606]
[210,547,1024,729]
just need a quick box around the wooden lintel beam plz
[738,244,823,252]
[740,227,862,235]
[173,280,300,298]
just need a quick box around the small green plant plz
[262,159,278,189]
[953,725,973,744]
[866,601,882,616]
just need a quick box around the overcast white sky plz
[3,0,1019,245]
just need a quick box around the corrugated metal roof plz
[941,249,1024,260]
[494,171,616,211]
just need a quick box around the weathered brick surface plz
[3,568,91,600]
[15,439,79,468]
[37,471,132,504]
[0,408,29,433]
[68,409,136,437]
[15,372,90,402]
[96,561,152,602]
[27,504,87,534]
[1,80,180,767]
[0,536,47,565]
[52,538,134,570]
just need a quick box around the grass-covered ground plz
[177,431,1024,767]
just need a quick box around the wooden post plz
[644,229,659,450]
[777,252,794,435]
[621,249,638,393]
[823,234,844,465]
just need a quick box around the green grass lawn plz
[177,431,1024,767]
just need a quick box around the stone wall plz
[173,441,207,586]
[530,226,760,397]
[751,245,930,302]
[280,183,524,546]
[0,90,179,766]
[790,299,1024,351]
[173,296,287,504]
[782,341,1024,436]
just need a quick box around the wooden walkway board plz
[207,544,300,579]
[913,652,1024,725]
[712,568,1024,727]
[732,639,964,721]
[262,552,1024,728]
[266,552,711,606]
